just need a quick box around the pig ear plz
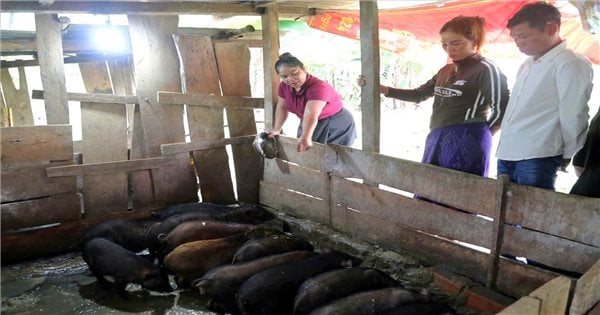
[157,233,167,242]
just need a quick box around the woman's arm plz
[297,100,326,152]
[269,97,288,137]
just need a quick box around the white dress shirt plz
[497,41,594,161]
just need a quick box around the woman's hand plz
[356,75,366,86]
[296,137,313,152]
[356,75,389,95]
[268,128,281,138]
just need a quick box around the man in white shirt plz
[497,2,594,190]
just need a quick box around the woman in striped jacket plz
[378,16,509,177]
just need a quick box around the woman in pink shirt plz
[268,53,357,152]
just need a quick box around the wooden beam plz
[0,1,314,16]
[261,4,280,129]
[160,135,255,156]
[35,14,69,124]
[157,92,263,109]
[32,90,138,104]
[359,0,381,153]
[46,157,179,177]
[1,54,131,69]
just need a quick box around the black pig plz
[83,238,172,297]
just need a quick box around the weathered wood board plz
[214,41,259,203]
[34,14,68,124]
[263,159,329,200]
[502,224,600,274]
[505,184,600,247]
[107,58,136,150]
[495,258,561,298]
[329,201,490,284]
[1,125,73,164]
[275,137,499,217]
[128,15,198,208]
[79,61,128,216]
[161,135,254,156]
[260,181,329,224]
[2,160,76,202]
[0,67,33,126]
[158,92,264,109]
[498,276,572,314]
[570,259,600,315]
[331,176,494,249]
[260,5,280,129]
[46,157,178,177]
[173,34,235,204]
[1,192,81,231]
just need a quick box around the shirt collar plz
[534,41,567,63]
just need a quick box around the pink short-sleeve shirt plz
[277,74,343,120]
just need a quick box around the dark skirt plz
[421,122,492,176]
[297,107,357,146]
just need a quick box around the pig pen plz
[2,129,599,315]
[1,14,598,312]
[2,206,488,315]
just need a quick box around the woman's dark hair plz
[274,52,304,73]
[440,16,486,51]
[507,2,561,30]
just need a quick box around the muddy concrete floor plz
[1,211,482,315]
[1,251,217,315]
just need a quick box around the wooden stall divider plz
[0,67,33,126]
[261,136,599,299]
[79,61,128,217]
[173,34,236,204]
[214,41,260,203]
[128,15,198,209]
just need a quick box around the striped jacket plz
[386,53,509,131]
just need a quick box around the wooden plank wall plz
[78,61,129,217]
[1,125,80,231]
[173,34,236,204]
[214,42,260,203]
[260,136,600,299]
[127,15,198,209]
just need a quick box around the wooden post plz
[359,0,381,153]
[35,14,69,124]
[261,4,280,130]
[486,174,510,288]
[0,67,34,126]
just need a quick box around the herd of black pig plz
[79,202,458,315]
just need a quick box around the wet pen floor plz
[1,252,217,315]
